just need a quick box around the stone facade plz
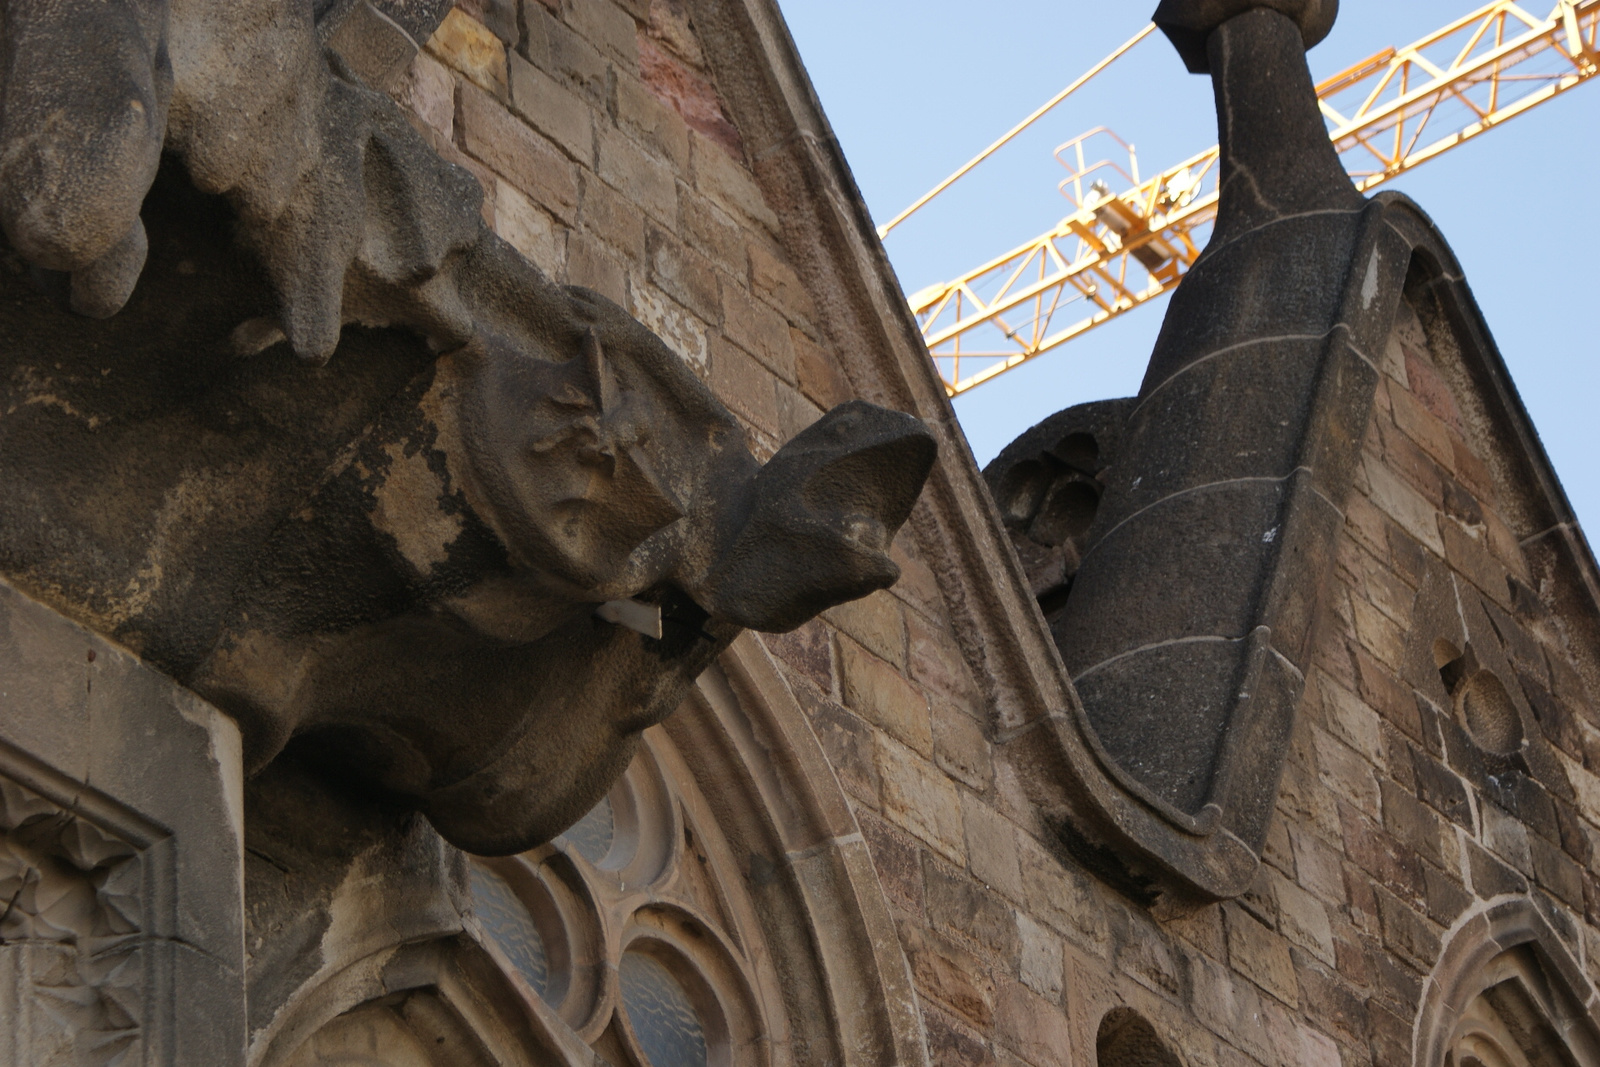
[388,3,1600,1065]
[1,1,1597,1065]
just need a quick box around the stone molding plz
[1412,896,1600,1066]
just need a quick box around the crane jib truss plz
[911,0,1600,397]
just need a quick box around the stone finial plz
[1151,0,1338,72]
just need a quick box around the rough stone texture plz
[1153,0,1338,73]
[0,0,935,861]
[5,0,1600,1065]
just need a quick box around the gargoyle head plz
[199,282,937,855]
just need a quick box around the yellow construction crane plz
[897,0,1599,397]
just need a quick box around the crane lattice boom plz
[912,0,1599,397]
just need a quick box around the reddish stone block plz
[1339,800,1424,902]
[859,809,925,920]
[1402,345,1465,432]
[902,923,997,1028]
[760,618,832,695]
[638,35,743,159]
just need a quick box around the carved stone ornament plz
[0,775,145,1065]
[0,576,249,1065]
[986,0,1596,903]
[0,0,935,857]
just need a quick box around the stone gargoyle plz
[0,0,936,855]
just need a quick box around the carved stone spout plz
[0,0,937,857]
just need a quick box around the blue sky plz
[774,1,1599,540]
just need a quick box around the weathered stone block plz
[426,8,507,97]
[901,923,996,1027]
[961,794,1023,901]
[691,129,779,234]
[615,69,692,170]
[647,223,722,321]
[842,637,929,755]
[395,51,456,139]
[1224,905,1298,1004]
[708,334,781,439]
[508,51,594,162]
[934,703,992,792]
[596,122,678,223]
[1364,454,1444,556]
[493,178,565,276]
[825,591,906,671]
[564,0,639,69]
[564,230,628,304]
[722,280,798,383]
[457,81,579,220]
[1272,870,1335,965]
[877,736,963,862]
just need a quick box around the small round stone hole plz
[1030,481,1100,547]
[1457,670,1523,755]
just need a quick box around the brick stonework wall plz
[394,5,1600,1065]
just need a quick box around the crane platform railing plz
[910,0,1599,397]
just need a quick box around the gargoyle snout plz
[700,400,937,633]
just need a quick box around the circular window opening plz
[1030,479,1100,546]
[1457,670,1523,755]
[468,863,550,998]
[619,950,709,1067]
[1053,431,1099,474]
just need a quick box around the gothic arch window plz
[1415,899,1600,1067]
[1095,1008,1183,1067]
[466,730,771,1067]
[259,634,923,1067]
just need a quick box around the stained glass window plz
[619,951,707,1067]
[468,864,549,997]
[562,794,615,865]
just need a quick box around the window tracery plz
[466,722,773,1067]
[266,638,924,1067]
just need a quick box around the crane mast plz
[908,0,1599,397]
